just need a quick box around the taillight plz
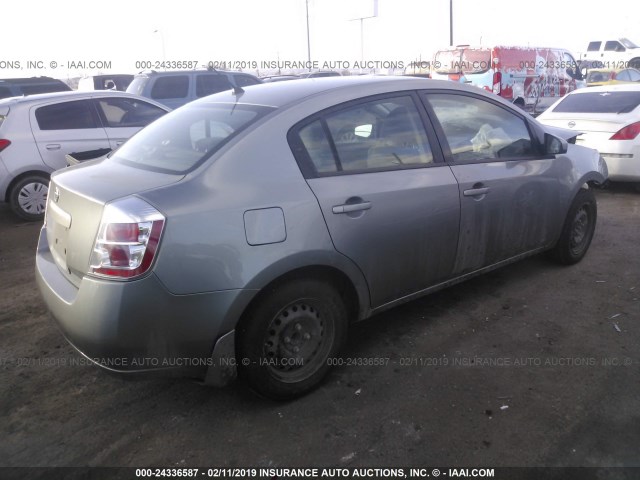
[89,197,165,279]
[0,139,10,153]
[492,71,501,94]
[610,122,640,140]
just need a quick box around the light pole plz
[153,29,166,69]
[305,0,311,71]
[449,0,453,46]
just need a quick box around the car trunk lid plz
[45,159,183,287]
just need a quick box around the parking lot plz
[1,185,639,470]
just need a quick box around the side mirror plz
[545,133,568,155]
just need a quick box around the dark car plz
[0,77,71,100]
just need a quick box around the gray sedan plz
[36,76,607,399]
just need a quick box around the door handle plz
[45,144,61,150]
[332,201,372,214]
[463,187,490,197]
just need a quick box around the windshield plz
[620,38,639,49]
[552,91,640,114]
[434,48,491,74]
[110,102,275,174]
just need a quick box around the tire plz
[548,189,597,265]
[629,58,640,70]
[237,278,348,400]
[9,174,49,222]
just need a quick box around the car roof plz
[0,76,67,85]
[134,69,255,77]
[0,89,169,107]
[190,75,493,110]
[588,68,640,73]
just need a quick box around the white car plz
[0,91,170,220]
[537,84,640,188]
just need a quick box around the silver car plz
[0,91,169,220]
[36,77,607,399]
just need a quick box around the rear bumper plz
[35,227,252,384]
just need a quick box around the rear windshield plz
[110,102,275,174]
[434,48,491,74]
[552,91,640,114]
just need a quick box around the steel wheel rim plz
[570,206,590,255]
[263,300,333,382]
[18,181,48,215]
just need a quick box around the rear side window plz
[151,76,189,100]
[292,95,434,175]
[552,91,640,113]
[96,97,167,127]
[195,75,231,97]
[110,103,275,174]
[35,100,98,130]
[587,42,601,52]
[424,93,536,162]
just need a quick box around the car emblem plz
[53,187,60,203]
[568,121,576,128]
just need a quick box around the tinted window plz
[150,76,189,99]
[234,75,261,87]
[604,41,625,52]
[295,96,433,174]
[587,42,601,52]
[425,93,535,162]
[35,100,98,130]
[96,97,167,127]
[0,86,13,99]
[196,75,231,97]
[552,91,640,113]
[111,103,275,174]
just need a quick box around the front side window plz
[35,100,98,130]
[110,103,274,174]
[234,75,261,87]
[424,93,536,162]
[293,96,434,175]
[604,41,625,52]
[150,76,189,100]
[196,75,231,97]
[96,97,167,127]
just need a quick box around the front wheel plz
[548,189,597,265]
[237,279,347,400]
[9,174,49,222]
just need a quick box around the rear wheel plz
[548,189,597,265]
[237,279,347,400]
[9,174,49,222]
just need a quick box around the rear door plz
[289,93,460,308]
[31,99,110,170]
[421,91,564,274]
[93,96,168,149]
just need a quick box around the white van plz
[431,45,584,114]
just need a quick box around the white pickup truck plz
[581,38,640,69]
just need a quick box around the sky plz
[3,0,639,80]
